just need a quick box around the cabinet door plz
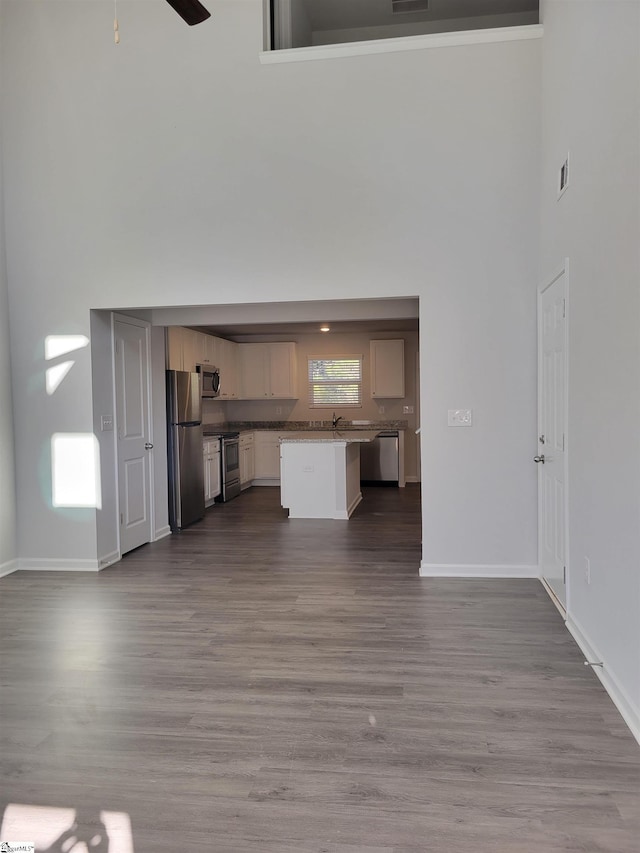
[268,342,298,399]
[254,432,285,479]
[203,334,216,366]
[192,332,208,367]
[166,327,183,370]
[227,341,239,398]
[370,339,405,398]
[239,344,269,399]
[203,443,211,501]
[181,329,199,373]
[210,449,221,499]
[218,339,239,399]
[246,444,255,482]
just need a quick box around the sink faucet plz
[332,412,343,429]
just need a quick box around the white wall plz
[540,0,640,735]
[0,251,16,575]
[1,1,539,574]
[0,17,17,576]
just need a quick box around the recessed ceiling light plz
[320,325,330,333]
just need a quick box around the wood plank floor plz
[1,485,639,852]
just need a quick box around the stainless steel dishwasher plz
[359,431,399,484]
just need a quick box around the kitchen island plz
[279,430,381,520]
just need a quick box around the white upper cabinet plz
[192,332,216,367]
[268,343,298,398]
[166,327,183,371]
[239,342,298,399]
[202,334,217,366]
[181,328,200,373]
[370,339,405,399]
[218,338,239,399]
[166,327,237,385]
[239,344,268,399]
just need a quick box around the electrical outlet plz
[403,405,414,414]
[585,557,591,585]
[378,405,385,414]
[275,406,282,416]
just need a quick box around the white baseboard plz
[97,550,120,570]
[0,558,19,579]
[154,525,172,541]
[540,576,567,618]
[346,491,363,519]
[19,557,101,572]
[566,614,640,746]
[405,476,420,483]
[419,562,539,578]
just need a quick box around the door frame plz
[537,259,570,616]
[111,312,156,559]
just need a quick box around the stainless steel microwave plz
[196,365,220,398]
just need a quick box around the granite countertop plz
[280,429,383,443]
[202,420,407,436]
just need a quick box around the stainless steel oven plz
[218,432,240,502]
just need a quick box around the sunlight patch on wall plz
[45,334,89,396]
[45,334,89,360]
[45,360,74,395]
[51,433,102,509]
[1,803,134,852]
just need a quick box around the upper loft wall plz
[1,0,540,569]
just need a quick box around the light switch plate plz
[448,409,472,427]
[101,415,114,431]
[403,405,414,414]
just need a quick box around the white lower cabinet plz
[253,431,289,483]
[239,432,255,489]
[203,439,221,506]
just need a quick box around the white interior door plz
[538,271,568,607]
[114,317,152,555]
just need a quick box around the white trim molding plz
[0,558,19,579]
[566,615,640,746]
[260,24,543,65]
[98,550,121,570]
[19,558,101,572]
[154,525,172,542]
[419,563,538,578]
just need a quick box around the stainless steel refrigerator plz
[167,370,205,531]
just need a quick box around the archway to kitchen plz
[91,296,423,569]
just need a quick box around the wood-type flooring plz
[1,485,639,852]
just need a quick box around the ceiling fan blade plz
[165,0,211,25]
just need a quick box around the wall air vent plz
[392,0,429,13]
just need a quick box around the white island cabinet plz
[280,431,381,520]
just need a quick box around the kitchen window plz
[308,356,362,408]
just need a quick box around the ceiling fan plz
[165,0,211,25]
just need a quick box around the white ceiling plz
[194,317,419,340]
[302,0,538,32]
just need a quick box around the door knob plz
[533,455,545,464]
[145,442,154,450]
